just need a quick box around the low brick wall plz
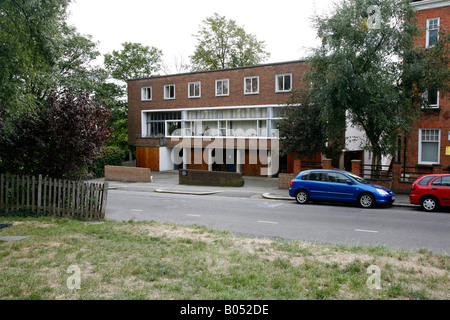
[365,179,392,190]
[104,165,151,182]
[278,173,297,189]
[179,169,243,187]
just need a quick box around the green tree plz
[103,42,164,159]
[305,0,449,168]
[0,0,70,111]
[190,13,270,71]
[279,89,327,158]
[104,42,163,82]
[0,0,105,113]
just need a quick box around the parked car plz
[289,169,396,208]
[409,173,450,212]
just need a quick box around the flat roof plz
[127,59,306,82]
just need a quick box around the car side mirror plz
[346,180,354,185]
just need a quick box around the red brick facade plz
[127,60,309,175]
[128,61,309,146]
[403,1,450,170]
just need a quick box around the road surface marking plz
[130,209,143,212]
[186,214,202,217]
[355,229,378,233]
[258,220,278,225]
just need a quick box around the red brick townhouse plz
[401,0,450,174]
[127,60,310,176]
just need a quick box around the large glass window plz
[419,129,440,164]
[145,111,181,137]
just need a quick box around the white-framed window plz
[244,76,259,95]
[419,128,440,164]
[141,87,152,101]
[426,17,439,47]
[423,90,439,108]
[276,73,292,92]
[164,84,175,100]
[188,82,201,98]
[215,79,229,96]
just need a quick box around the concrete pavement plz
[97,170,414,207]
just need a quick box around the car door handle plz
[432,188,438,190]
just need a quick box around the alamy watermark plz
[67,265,81,290]
[366,265,381,290]
[367,5,381,30]
[169,129,280,176]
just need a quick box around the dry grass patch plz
[0,217,448,300]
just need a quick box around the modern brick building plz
[127,60,310,176]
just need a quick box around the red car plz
[409,174,450,211]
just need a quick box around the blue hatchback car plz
[289,169,395,208]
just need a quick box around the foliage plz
[0,0,69,110]
[0,0,105,113]
[279,89,327,158]
[0,209,50,218]
[305,0,449,166]
[190,13,270,71]
[91,146,127,178]
[0,89,111,179]
[104,42,163,82]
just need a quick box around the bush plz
[0,89,111,179]
[92,146,126,177]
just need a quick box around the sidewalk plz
[100,170,414,207]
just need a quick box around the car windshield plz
[345,171,369,184]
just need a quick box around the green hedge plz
[92,147,126,177]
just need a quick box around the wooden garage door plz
[136,147,159,171]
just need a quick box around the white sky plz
[67,0,336,73]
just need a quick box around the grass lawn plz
[0,217,448,300]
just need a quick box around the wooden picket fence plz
[0,174,109,219]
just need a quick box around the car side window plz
[328,172,349,184]
[309,172,327,181]
[301,173,309,180]
[441,176,450,186]
[431,177,442,186]
[419,176,436,185]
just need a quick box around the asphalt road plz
[106,189,450,255]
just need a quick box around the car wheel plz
[359,193,374,208]
[421,196,439,212]
[295,189,309,204]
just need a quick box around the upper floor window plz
[216,79,229,96]
[244,76,259,95]
[423,89,439,108]
[164,84,175,100]
[188,82,201,98]
[426,17,439,47]
[141,87,152,101]
[276,73,292,92]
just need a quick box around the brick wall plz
[278,173,297,189]
[406,3,450,168]
[179,169,243,187]
[104,165,151,182]
[127,61,309,146]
